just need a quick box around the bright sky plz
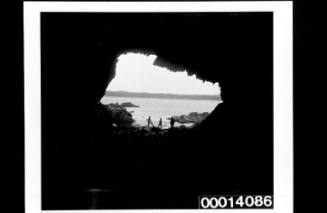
[107,53,220,95]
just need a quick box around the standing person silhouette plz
[158,118,163,129]
[147,116,152,128]
[170,118,175,128]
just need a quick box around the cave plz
[41,12,273,209]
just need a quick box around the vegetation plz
[104,103,135,127]
[168,112,209,124]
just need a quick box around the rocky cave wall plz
[41,12,273,209]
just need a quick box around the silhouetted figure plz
[170,118,175,128]
[158,118,163,129]
[147,116,153,128]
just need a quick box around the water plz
[101,96,221,129]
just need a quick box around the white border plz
[24,1,293,213]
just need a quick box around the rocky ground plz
[97,102,209,144]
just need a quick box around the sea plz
[100,96,221,129]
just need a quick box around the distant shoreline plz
[104,91,221,101]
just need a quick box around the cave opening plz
[99,51,222,133]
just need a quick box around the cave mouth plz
[99,51,222,133]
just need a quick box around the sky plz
[106,53,220,95]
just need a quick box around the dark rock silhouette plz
[104,103,135,127]
[168,112,209,124]
[41,12,273,209]
[120,102,139,108]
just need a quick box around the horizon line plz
[105,90,221,97]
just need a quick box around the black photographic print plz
[24,1,293,212]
